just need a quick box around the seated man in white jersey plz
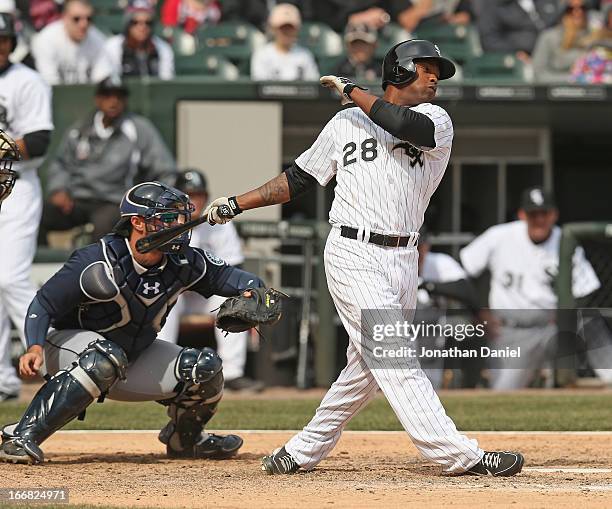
[203,40,524,477]
[31,0,107,85]
[159,169,264,392]
[460,187,601,390]
[250,3,319,82]
[417,226,485,389]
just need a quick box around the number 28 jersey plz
[295,103,453,235]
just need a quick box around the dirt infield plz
[1,431,611,508]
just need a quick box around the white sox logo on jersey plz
[142,282,161,296]
[392,142,424,168]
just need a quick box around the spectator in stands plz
[571,3,612,82]
[0,0,35,67]
[333,23,381,81]
[31,0,106,84]
[396,0,476,32]
[27,0,61,32]
[304,1,414,34]
[532,0,592,82]
[251,3,319,81]
[476,0,562,60]
[39,77,177,245]
[93,0,175,81]
[161,0,221,34]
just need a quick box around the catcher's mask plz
[113,181,195,254]
[0,129,21,207]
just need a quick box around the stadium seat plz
[414,24,482,65]
[155,26,199,56]
[375,23,411,58]
[196,22,265,62]
[174,53,241,79]
[298,22,343,58]
[463,53,529,83]
[95,12,125,35]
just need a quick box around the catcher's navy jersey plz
[25,234,262,360]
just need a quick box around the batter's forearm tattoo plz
[237,173,291,211]
[256,173,290,206]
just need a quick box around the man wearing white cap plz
[333,23,381,81]
[250,3,319,81]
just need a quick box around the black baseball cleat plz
[0,425,44,464]
[261,446,300,475]
[465,451,524,477]
[167,433,243,460]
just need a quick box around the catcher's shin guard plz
[0,340,127,464]
[158,347,242,459]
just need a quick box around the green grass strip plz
[1,393,611,431]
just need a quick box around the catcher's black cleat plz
[465,451,524,477]
[261,446,300,475]
[167,433,243,460]
[0,426,44,465]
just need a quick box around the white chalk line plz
[526,468,612,474]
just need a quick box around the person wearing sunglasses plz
[532,0,593,82]
[93,0,175,81]
[38,76,177,245]
[31,0,106,85]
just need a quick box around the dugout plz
[34,80,612,386]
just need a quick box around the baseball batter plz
[460,187,601,390]
[0,12,53,402]
[0,182,270,464]
[204,40,524,476]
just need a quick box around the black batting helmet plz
[175,168,208,194]
[382,39,456,90]
[0,13,17,54]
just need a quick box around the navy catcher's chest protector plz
[56,235,207,360]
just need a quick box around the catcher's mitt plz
[216,287,285,334]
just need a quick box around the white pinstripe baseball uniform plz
[0,63,53,397]
[460,220,601,389]
[284,104,483,473]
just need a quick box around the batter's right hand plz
[204,196,242,225]
[19,345,44,378]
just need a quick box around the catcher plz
[0,181,282,464]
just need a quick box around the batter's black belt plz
[340,226,419,248]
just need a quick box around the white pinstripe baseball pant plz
[285,226,483,473]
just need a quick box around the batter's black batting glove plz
[320,75,368,105]
[204,196,242,225]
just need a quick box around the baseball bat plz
[136,214,210,253]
